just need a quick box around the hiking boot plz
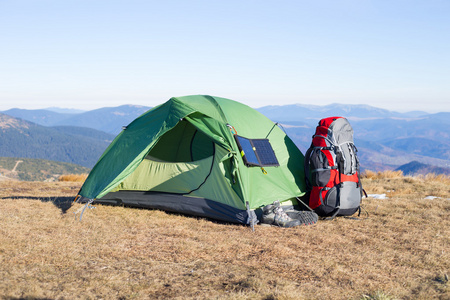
[261,201,301,228]
[286,210,318,226]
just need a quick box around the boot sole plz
[286,210,319,226]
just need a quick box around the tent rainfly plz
[77,95,307,225]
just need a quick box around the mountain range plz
[1,103,449,175]
[259,104,450,173]
[4,105,151,134]
[0,113,114,168]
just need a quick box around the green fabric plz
[79,98,196,199]
[114,155,214,194]
[188,145,243,209]
[79,95,306,209]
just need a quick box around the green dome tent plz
[77,95,307,225]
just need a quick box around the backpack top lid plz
[318,116,343,128]
[315,117,354,146]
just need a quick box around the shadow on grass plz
[2,196,74,214]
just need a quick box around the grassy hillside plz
[0,157,90,181]
[0,173,448,299]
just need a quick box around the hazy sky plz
[1,0,449,112]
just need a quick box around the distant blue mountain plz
[256,103,427,124]
[381,137,450,161]
[3,108,73,127]
[396,161,450,176]
[2,104,151,135]
[53,105,151,134]
[51,126,115,142]
[350,113,450,142]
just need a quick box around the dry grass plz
[417,173,450,185]
[362,170,405,180]
[0,176,449,300]
[362,170,450,199]
[58,173,88,182]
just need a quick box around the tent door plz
[114,120,216,194]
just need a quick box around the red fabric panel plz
[309,186,324,209]
[341,173,359,183]
[312,136,328,147]
[313,126,328,147]
[315,126,329,136]
[319,117,342,128]
[326,169,359,186]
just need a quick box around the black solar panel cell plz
[252,139,279,166]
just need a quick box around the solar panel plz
[252,139,279,166]
[235,136,260,166]
[234,135,279,167]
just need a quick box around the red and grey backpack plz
[304,117,366,218]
